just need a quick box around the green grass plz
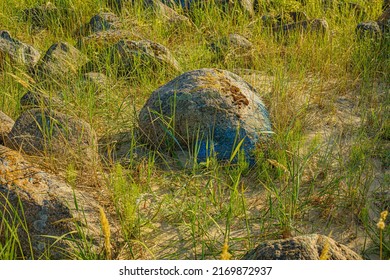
[0,0,389,259]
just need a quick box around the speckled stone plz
[138,68,272,164]
[242,234,362,260]
[0,145,115,259]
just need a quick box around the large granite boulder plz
[138,68,272,163]
[5,109,98,170]
[0,30,40,69]
[0,145,114,259]
[242,234,362,260]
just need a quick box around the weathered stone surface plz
[210,33,253,55]
[378,7,390,32]
[161,0,255,16]
[88,12,122,33]
[356,21,382,37]
[0,145,113,259]
[138,68,271,163]
[22,2,60,30]
[34,42,89,79]
[82,72,111,89]
[5,109,98,169]
[242,234,362,260]
[0,30,41,69]
[20,91,65,111]
[261,11,309,26]
[0,111,14,145]
[77,29,135,50]
[151,0,193,26]
[111,39,180,75]
[272,18,329,34]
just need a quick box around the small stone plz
[0,30,41,69]
[6,109,98,169]
[0,111,14,145]
[88,12,122,33]
[272,18,329,35]
[111,39,180,76]
[356,21,382,37]
[33,42,89,80]
[20,91,65,111]
[242,234,362,260]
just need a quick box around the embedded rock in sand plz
[242,234,362,260]
[138,68,272,163]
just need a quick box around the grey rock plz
[6,109,98,170]
[77,29,135,50]
[111,39,180,76]
[138,68,271,164]
[88,12,122,33]
[0,30,41,69]
[34,42,89,79]
[22,2,60,30]
[161,0,255,16]
[0,111,14,145]
[356,21,382,37]
[210,33,253,55]
[0,145,115,259]
[20,91,65,111]
[82,72,111,89]
[272,18,329,34]
[151,0,193,26]
[261,11,309,26]
[378,7,390,33]
[242,234,362,260]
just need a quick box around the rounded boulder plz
[138,68,272,163]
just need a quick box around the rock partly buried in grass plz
[138,68,272,164]
[33,42,89,80]
[0,30,41,69]
[272,18,329,35]
[82,72,111,89]
[210,33,253,56]
[150,0,193,27]
[22,2,60,30]
[261,11,309,26]
[88,12,122,33]
[161,0,255,16]
[356,21,382,37]
[77,29,135,50]
[355,6,390,38]
[242,234,362,260]
[378,6,390,32]
[111,39,180,76]
[0,111,14,145]
[5,109,98,170]
[20,91,65,111]
[0,145,113,259]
